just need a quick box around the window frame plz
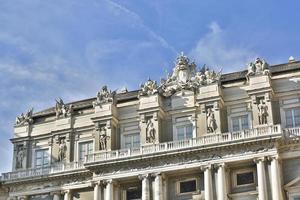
[285,107,300,128]
[34,148,50,168]
[77,140,94,162]
[231,114,250,132]
[176,178,198,195]
[228,104,252,132]
[232,168,256,188]
[122,132,140,149]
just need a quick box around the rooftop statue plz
[55,98,73,119]
[246,57,270,81]
[139,78,158,96]
[15,108,34,126]
[93,85,116,107]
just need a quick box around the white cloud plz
[190,22,257,72]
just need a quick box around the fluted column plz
[255,158,268,200]
[51,191,61,200]
[105,179,114,200]
[94,181,103,200]
[139,174,150,200]
[269,156,284,200]
[202,165,213,200]
[154,173,163,200]
[216,163,227,200]
[63,190,71,200]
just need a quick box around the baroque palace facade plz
[1,54,300,200]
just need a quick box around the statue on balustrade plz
[139,78,158,96]
[146,118,156,143]
[58,139,67,162]
[93,85,116,107]
[246,58,270,81]
[258,99,268,125]
[55,98,73,119]
[15,108,34,126]
[99,127,110,150]
[207,108,217,133]
[16,146,24,169]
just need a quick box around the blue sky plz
[0,0,300,172]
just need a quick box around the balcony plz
[85,124,283,164]
[1,161,85,182]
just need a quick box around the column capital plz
[200,164,212,171]
[267,154,280,161]
[17,196,28,200]
[91,180,104,187]
[63,190,71,194]
[214,162,226,169]
[138,173,150,180]
[253,157,266,163]
[50,191,62,196]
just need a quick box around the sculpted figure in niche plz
[258,99,268,125]
[146,118,156,143]
[99,127,110,150]
[16,146,24,169]
[207,108,217,133]
[58,139,67,162]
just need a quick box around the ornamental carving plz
[146,118,156,143]
[55,98,73,119]
[158,52,221,97]
[139,78,158,96]
[15,108,34,126]
[93,85,116,107]
[246,57,270,81]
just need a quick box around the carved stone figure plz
[245,58,270,81]
[58,139,67,162]
[93,86,116,107]
[16,146,24,169]
[139,78,158,96]
[15,108,34,126]
[207,108,217,133]
[146,118,156,143]
[55,98,73,119]
[98,127,110,150]
[258,99,268,125]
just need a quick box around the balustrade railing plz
[86,124,282,163]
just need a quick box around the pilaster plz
[254,157,268,200]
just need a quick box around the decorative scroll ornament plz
[15,108,34,126]
[246,57,270,81]
[55,98,73,119]
[158,52,221,97]
[93,85,116,107]
[139,78,158,96]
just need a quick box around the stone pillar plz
[269,156,284,200]
[203,165,213,200]
[17,196,28,200]
[216,163,227,200]
[105,180,114,200]
[52,191,61,200]
[63,190,71,200]
[139,174,150,200]
[154,173,163,200]
[255,158,268,200]
[94,181,103,200]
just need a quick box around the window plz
[123,133,140,149]
[294,197,300,200]
[35,149,49,168]
[78,141,93,161]
[126,187,141,200]
[286,107,300,127]
[236,171,254,186]
[176,124,193,140]
[178,179,197,194]
[231,115,249,131]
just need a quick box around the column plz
[216,163,227,200]
[105,179,114,200]
[269,156,284,200]
[203,165,213,200]
[63,190,71,200]
[94,181,103,200]
[255,158,268,200]
[17,196,28,200]
[52,191,61,200]
[154,173,163,200]
[139,174,150,200]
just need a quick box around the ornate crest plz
[139,78,158,96]
[15,108,34,126]
[93,85,116,107]
[55,98,73,119]
[246,57,270,81]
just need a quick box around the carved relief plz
[58,138,67,162]
[257,99,268,125]
[93,85,116,107]
[55,98,73,119]
[246,57,270,81]
[206,108,217,133]
[139,78,158,96]
[146,118,156,143]
[15,108,34,126]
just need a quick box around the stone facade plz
[1,54,300,200]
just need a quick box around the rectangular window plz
[231,115,249,131]
[179,179,197,194]
[78,141,93,161]
[236,171,254,186]
[35,149,49,168]
[123,133,140,149]
[126,187,141,200]
[176,124,193,140]
[286,107,300,127]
